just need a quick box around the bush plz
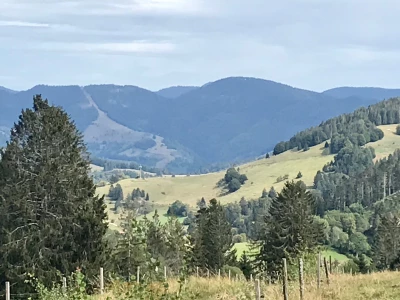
[228,178,241,192]
[167,200,189,217]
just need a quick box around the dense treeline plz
[314,149,400,213]
[90,156,163,174]
[274,97,400,155]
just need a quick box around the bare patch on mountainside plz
[81,87,178,168]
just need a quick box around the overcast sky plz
[1,0,400,92]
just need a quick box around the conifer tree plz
[0,95,108,293]
[193,199,235,271]
[239,251,253,280]
[255,181,324,280]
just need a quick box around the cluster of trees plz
[91,156,162,174]
[222,167,248,193]
[167,200,190,217]
[273,97,400,155]
[314,149,400,213]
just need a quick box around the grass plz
[233,242,348,264]
[93,271,400,300]
[321,249,349,263]
[97,124,400,228]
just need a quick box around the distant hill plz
[0,86,16,94]
[0,78,398,173]
[323,87,400,100]
[156,86,198,98]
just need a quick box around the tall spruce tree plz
[193,199,235,271]
[0,95,108,293]
[255,181,324,280]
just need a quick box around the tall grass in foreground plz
[29,271,400,299]
[91,272,400,300]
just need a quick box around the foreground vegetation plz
[30,270,400,300]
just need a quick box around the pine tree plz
[239,251,253,280]
[145,193,150,201]
[0,95,108,293]
[255,181,324,280]
[268,186,277,199]
[261,188,268,198]
[113,212,148,281]
[193,199,235,271]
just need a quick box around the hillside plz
[1,78,400,173]
[97,124,400,223]
[324,86,400,100]
[156,86,198,98]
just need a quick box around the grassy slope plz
[98,124,400,227]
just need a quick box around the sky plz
[1,0,400,92]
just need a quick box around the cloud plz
[33,41,176,54]
[2,0,400,92]
[0,20,49,27]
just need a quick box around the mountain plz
[0,77,398,173]
[323,87,400,101]
[0,86,16,94]
[156,86,198,98]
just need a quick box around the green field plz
[232,242,348,263]
[98,124,400,228]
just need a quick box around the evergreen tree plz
[261,188,268,198]
[239,251,253,280]
[193,199,235,271]
[197,197,207,209]
[0,95,108,293]
[268,186,277,199]
[296,171,303,179]
[113,212,148,281]
[145,193,150,201]
[255,181,324,280]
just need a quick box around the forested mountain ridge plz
[1,77,400,173]
[273,97,400,155]
[323,87,400,101]
[156,86,198,98]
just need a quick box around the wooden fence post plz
[207,269,210,278]
[62,277,67,293]
[282,258,289,300]
[323,257,330,285]
[218,269,221,280]
[100,267,104,294]
[164,266,167,280]
[255,279,261,300]
[137,266,140,284]
[329,255,332,274]
[229,269,231,281]
[196,266,199,277]
[299,258,304,300]
[5,282,10,300]
[317,252,321,289]
[250,274,253,282]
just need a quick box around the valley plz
[97,124,400,229]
